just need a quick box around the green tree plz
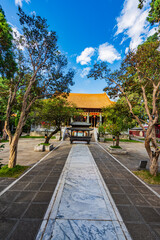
[2,7,74,168]
[33,97,79,143]
[0,6,17,79]
[103,100,136,146]
[138,0,160,24]
[88,40,160,176]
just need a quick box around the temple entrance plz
[90,115,99,127]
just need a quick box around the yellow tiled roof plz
[67,93,113,109]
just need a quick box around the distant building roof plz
[67,92,113,109]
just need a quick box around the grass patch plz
[133,170,160,185]
[0,165,29,178]
[0,139,9,143]
[38,143,50,146]
[110,145,122,149]
[20,135,56,139]
[20,135,45,138]
[104,138,140,143]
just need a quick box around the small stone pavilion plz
[67,92,114,127]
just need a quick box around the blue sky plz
[0,0,157,93]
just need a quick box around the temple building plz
[67,92,114,127]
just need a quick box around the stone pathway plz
[90,143,160,240]
[0,141,160,240]
[37,144,131,240]
[0,143,71,240]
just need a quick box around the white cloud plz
[15,0,30,7]
[115,0,151,50]
[80,67,91,78]
[125,47,129,54]
[12,26,25,50]
[147,27,158,38]
[31,11,36,16]
[98,42,121,63]
[76,47,95,65]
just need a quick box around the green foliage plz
[133,170,160,184]
[138,0,160,24]
[104,138,140,143]
[146,32,159,42]
[33,97,79,127]
[38,143,50,146]
[0,140,8,143]
[88,40,160,127]
[0,6,17,79]
[103,100,136,137]
[0,164,29,178]
[20,135,56,139]
[98,124,106,136]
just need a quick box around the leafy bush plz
[0,165,29,178]
[98,125,106,137]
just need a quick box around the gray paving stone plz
[18,175,33,182]
[0,191,20,203]
[32,175,47,183]
[137,207,160,223]
[126,223,157,240]
[111,193,132,205]
[22,203,48,219]
[144,195,160,207]
[24,182,42,191]
[0,219,17,240]
[121,185,140,194]
[149,224,160,239]
[49,171,61,177]
[14,191,36,203]
[10,182,28,191]
[103,177,117,184]
[136,186,154,195]
[2,202,28,219]
[115,178,132,186]
[89,144,160,240]
[33,192,53,203]
[128,194,150,206]
[45,176,59,183]
[0,202,8,214]
[107,184,124,194]
[9,220,41,240]
[40,182,57,192]
[117,205,144,222]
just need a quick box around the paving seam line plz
[96,142,160,198]
[36,145,74,240]
[0,141,64,197]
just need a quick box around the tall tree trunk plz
[2,127,8,140]
[6,110,26,168]
[44,126,60,144]
[145,125,159,176]
[8,142,18,168]
[116,135,120,147]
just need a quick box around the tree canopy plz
[103,100,136,146]
[88,39,160,176]
[0,6,75,168]
[0,6,17,79]
[138,0,160,24]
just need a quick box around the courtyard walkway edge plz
[36,144,132,240]
[0,141,63,198]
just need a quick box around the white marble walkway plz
[36,144,132,240]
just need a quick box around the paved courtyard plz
[0,140,159,240]
[1,138,60,166]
